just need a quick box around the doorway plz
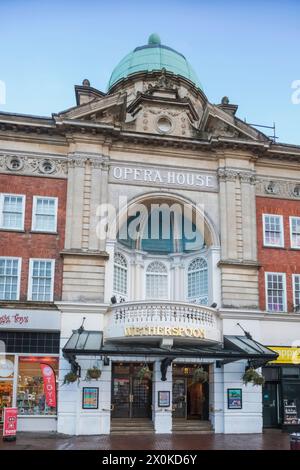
[172,364,209,420]
[263,382,279,427]
[111,363,152,419]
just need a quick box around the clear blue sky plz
[0,0,299,144]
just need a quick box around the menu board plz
[283,399,299,425]
[82,387,99,410]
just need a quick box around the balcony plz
[105,300,221,344]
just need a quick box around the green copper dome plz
[108,34,203,91]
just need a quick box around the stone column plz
[152,360,172,433]
[88,158,103,251]
[65,157,86,250]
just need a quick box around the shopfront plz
[0,308,60,431]
[262,347,300,431]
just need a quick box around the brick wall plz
[256,196,300,312]
[0,174,67,301]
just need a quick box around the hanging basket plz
[137,365,152,382]
[63,371,79,385]
[192,367,208,384]
[86,367,102,380]
[242,367,265,386]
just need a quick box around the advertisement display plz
[3,407,17,440]
[40,363,57,408]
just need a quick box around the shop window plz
[0,355,15,423]
[113,252,128,296]
[265,272,286,312]
[32,196,58,232]
[282,382,300,425]
[290,217,300,249]
[0,194,25,230]
[17,357,58,416]
[187,258,208,305]
[28,259,55,301]
[263,214,284,247]
[0,257,21,301]
[262,367,280,381]
[146,261,168,300]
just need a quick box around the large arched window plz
[113,252,128,296]
[187,258,208,305]
[146,261,168,300]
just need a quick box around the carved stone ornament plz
[0,152,68,178]
[256,178,300,199]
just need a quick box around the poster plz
[227,389,242,409]
[158,391,170,407]
[82,387,99,409]
[3,407,18,438]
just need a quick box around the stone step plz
[111,418,154,434]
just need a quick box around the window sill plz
[262,244,286,249]
[18,415,57,418]
[0,228,25,233]
[30,230,58,235]
[290,246,300,251]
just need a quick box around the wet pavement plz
[0,430,291,450]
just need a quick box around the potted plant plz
[192,366,208,384]
[63,371,79,385]
[137,365,152,382]
[242,367,265,386]
[86,366,102,381]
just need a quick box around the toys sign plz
[3,407,18,439]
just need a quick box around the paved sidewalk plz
[0,431,290,450]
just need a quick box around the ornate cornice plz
[256,177,300,200]
[217,168,256,184]
[0,152,68,178]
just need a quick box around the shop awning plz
[62,330,278,365]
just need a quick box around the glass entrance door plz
[111,363,152,419]
[263,382,279,427]
[172,378,186,418]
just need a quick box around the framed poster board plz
[82,387,99,410]
[227,388,242,409]
[158,391,170,407]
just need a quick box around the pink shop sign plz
[0,313,29,326]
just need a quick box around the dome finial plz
[148,33,161,45]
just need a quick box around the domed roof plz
[108,34,203,91]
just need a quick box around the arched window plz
[113,252,128,296]
[187,258,208,305]
[146,261,168,299]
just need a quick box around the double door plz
[111,363,152,419]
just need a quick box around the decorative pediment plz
[54,92,127,126]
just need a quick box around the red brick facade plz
[0,174,67,301]
[256,196,300,312]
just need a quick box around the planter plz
[63,372,79,385]
[192,367,208,384]
[242,368,265,386]
[137,366,152,382]
[86,367,102,380]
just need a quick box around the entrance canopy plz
[62,329,278,366]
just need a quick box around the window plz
[146,261,168,299]
[265,272,286,312]
[290,217,300,249]
[0,194,25,230]
[187,258,208,305]
[32,196,58,232]
[28,259,55,301]
[293,275,300,312]
[263,214,284,247]
[113,252,127,296]
[17,357,58,416]
[0,257,21,300]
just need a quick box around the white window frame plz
[262,214,284,248]
[0,194,25,231]
[31,196,58,233]
[113,252,128,298]
[0,256,22,301]
[292,274,300,312]
[145,260,169,300]
[27,258,55,302]
[186,257,209,305]
[289,216,300,249]
[265,272,287,313]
